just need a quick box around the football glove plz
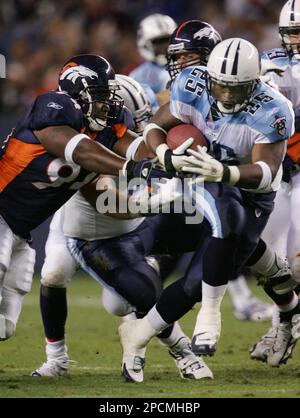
[156,137,196,176]
[182,146,224,182]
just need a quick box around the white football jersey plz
[170,65,295,192]
[261,48,300,117]
[62,191,145,241]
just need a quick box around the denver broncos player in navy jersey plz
[0,54,157,343]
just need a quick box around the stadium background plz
[0,0,286,270]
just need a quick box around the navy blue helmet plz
[58,54,123,131]
[166,20,222,82]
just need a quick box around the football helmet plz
[58,54,123,132]
[116,74,153,134]
[166,20,222,82]
[206,38,260,114]
[137,14,177,66]
[279,0,300,59]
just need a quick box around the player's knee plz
[224,199,246,236]
[102,288,133,316]
[0,316,15,341]
[133,263,162,311]
[112,263,162,315]
[40,269,69,288]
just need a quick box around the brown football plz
[166,124,208,151]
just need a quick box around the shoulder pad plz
[26,91,84,132]
[260,48,289,67]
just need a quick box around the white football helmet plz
[279,0,300,59]
[116,74,153,134]
[137,14,177,66]
[206,38,260,114]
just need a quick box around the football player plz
[0,55,166,344]
[31,75,212,381]
[250,0,300,364]
[130,14,176,94]
[118,38,300,379]
[166,19,273,322]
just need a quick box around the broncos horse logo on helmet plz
[60,65,98,84]
[166,20,222,82]
[59,55,124,132]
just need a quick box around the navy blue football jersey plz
[0,91,131,238]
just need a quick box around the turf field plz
[1,275,300,398]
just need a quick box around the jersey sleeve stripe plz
[0,138,46,192]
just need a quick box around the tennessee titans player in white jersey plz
[129,14,176,93]
[250,0,300,363]
[118,38,300,379]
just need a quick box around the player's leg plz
[247,239,300,366]
[117,212,214,381]
[0,216,14,338]
[288,172,300,280]
[0,214,35,340]
[0,237,35,340]
[228,270,273,322]
[249,181,291,360]
[191,184,257,355]
[32,211,77,377]
[68,218,212,382]
[261,181,291,256]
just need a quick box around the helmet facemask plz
[206,38,260,115]
[279,26,300,59]
[79,80,124,132]
[134,104,153,134]
[166,44,211,81]
[206,74,258,114]
[148,36,170,66]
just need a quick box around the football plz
[166,124,208,151]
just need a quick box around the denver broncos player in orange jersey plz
[0,54,159,343]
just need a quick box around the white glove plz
[156,137,196,175]
[182,146,224,182]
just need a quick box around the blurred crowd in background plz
[0,0,285,118]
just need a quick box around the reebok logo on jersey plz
[47,102,63,110]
